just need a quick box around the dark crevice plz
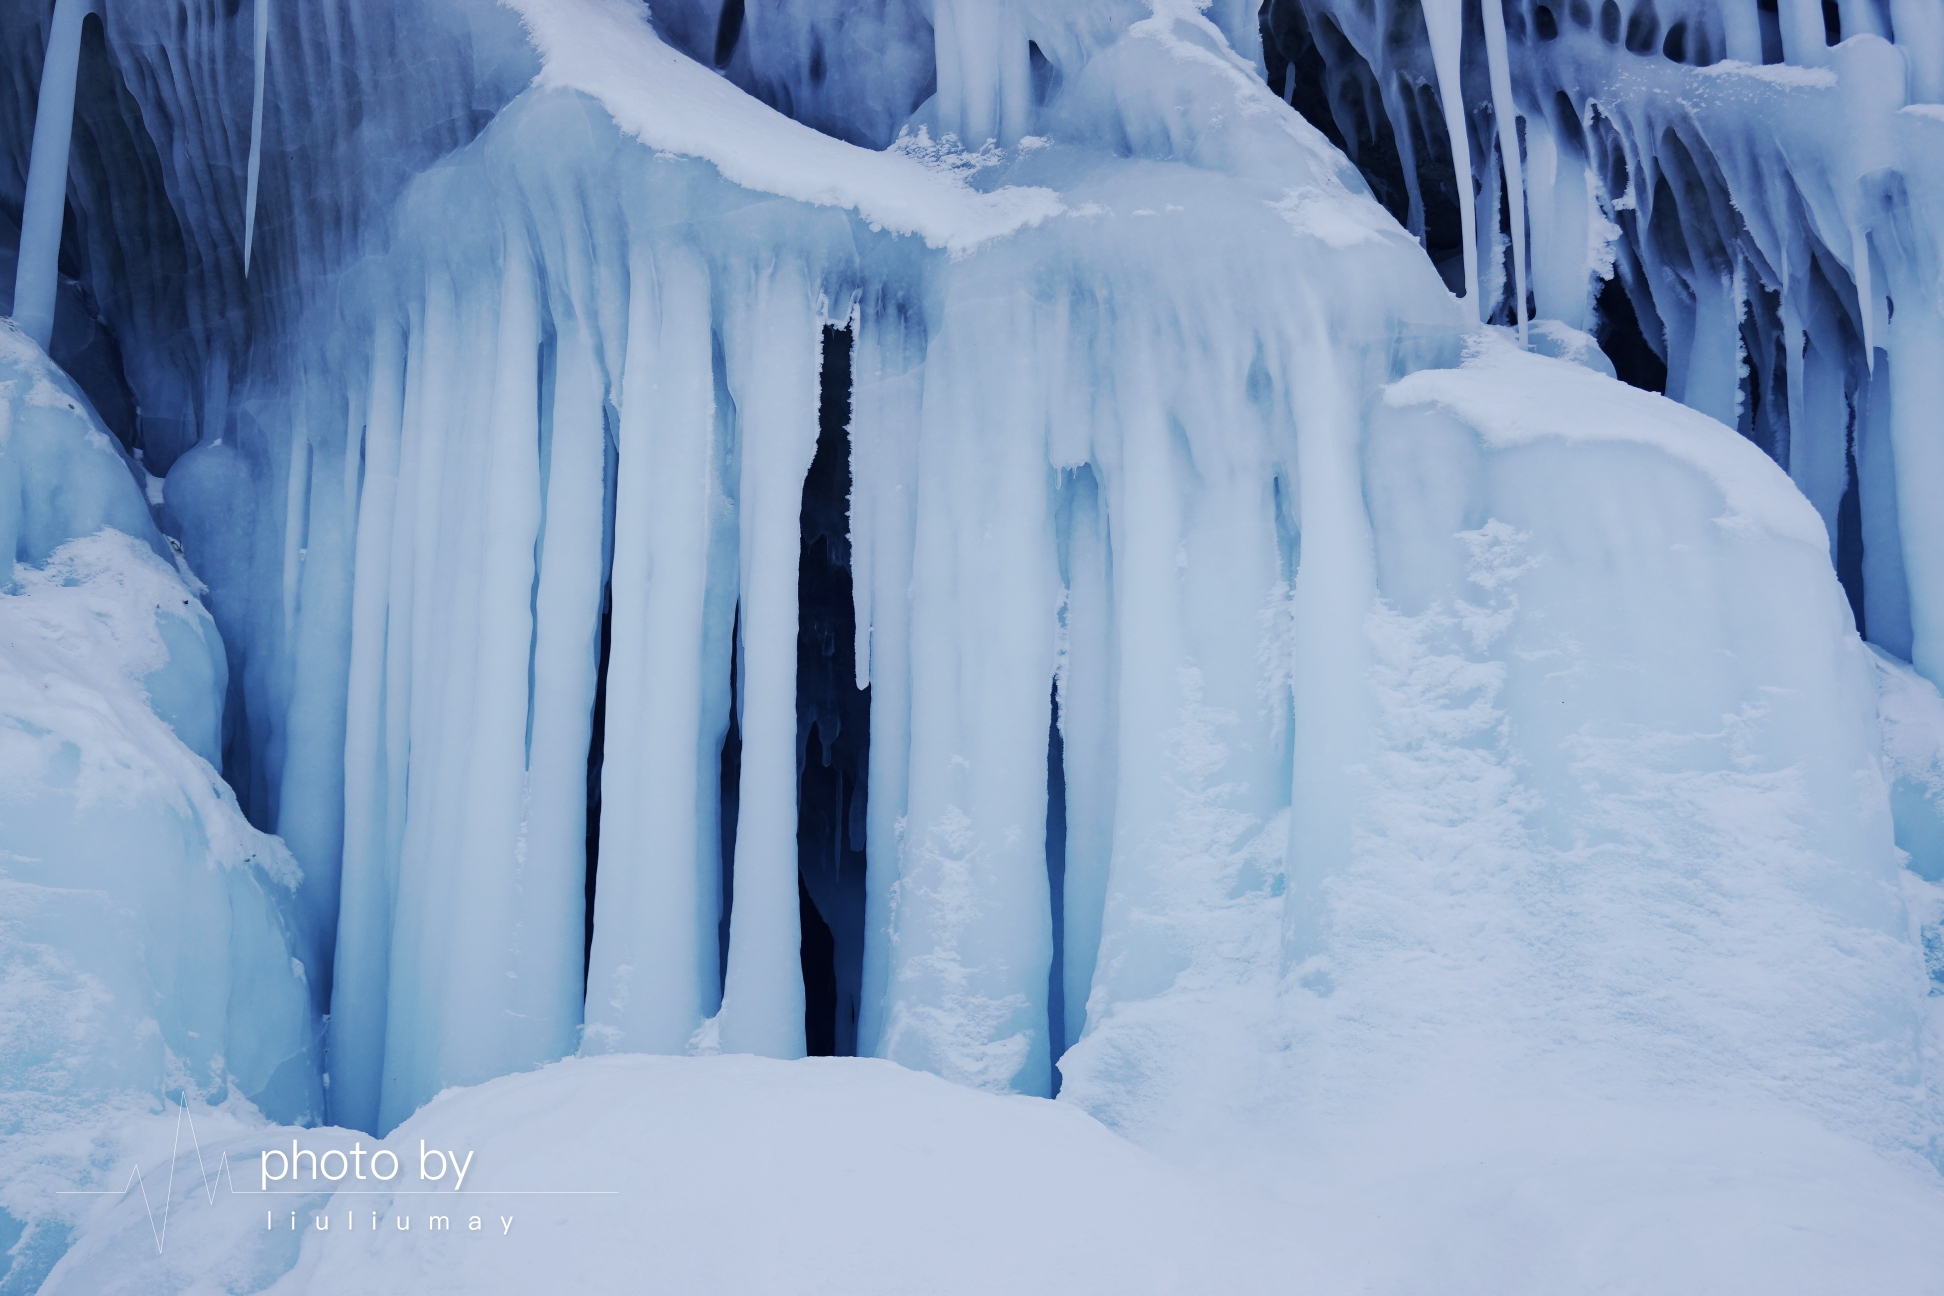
[798,876,838,1056]
[1662,20,1687,63]
[1837,403,1867,638]
[719,604,741,994]
[795,324,867,1057]
[712,0,745,67]
[583,582,613,991]
[1594,274,1669,394]
[1046,684,1067,1096]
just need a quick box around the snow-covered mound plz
[0,322,321,1292]
[29,1051,1944,1296]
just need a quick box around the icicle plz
[713,258,823,1061]
[1837,0,1886,40]
[1887,284,1944,686]
[517,322,608,1055]
[435,232,562,1092]
[878,276,1060,1096]
[1056,467,1115,1053]
[1281,336,1377,966]
[244,0,269,277]
[1480,0,1528,341]
[12,0,98,349]
[1891,0,1944,102]
[586,241,732,1055]
[1836,34,1905,366]
[378,280,478,1134]
[330,316,409,1134]
[932,0,1032,147]
[1422,0,1479,315]
[1777,0,1830,66]
[281,423,312,639]
[852,295,925,1059]
[1522,121,1596,331]
[1675,270,1744,430]
[1720,0,1764,64]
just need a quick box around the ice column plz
[12,0,98,349]
[714,258,823,1060]
[1423,0,1478,313]
[879,283,1059,1095]
[932,0,1033,148]
[1777,0,1830,66]
[1481,0,1527,339]
[1281,340,1377,964]
[586,243,736,1054]
[244,0,268,275]
[1056,467,1117,1053]
[851,294,926,1059]
[1720,0,1763,66]
[1522,115,1595,331]
[1892,0,1944,103]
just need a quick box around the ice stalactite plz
[1480,0,1529,339]
[714,257,825,1061]
[850,289,925,1061]
[585,243,732,1057]
[1422,0,1478,312]
[243,0,268,276]
[878,277,1063,1096]
[12,0,98,349]
[932,0,1035,150]
[1053,466,1117,1055]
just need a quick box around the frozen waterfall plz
[3,4,1944,1288]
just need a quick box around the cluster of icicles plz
[1272,0,1944,687]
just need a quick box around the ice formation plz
[0,319,320,1144]
[4,0,1944,1288]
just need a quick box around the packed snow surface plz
[28,1054,1944,1296]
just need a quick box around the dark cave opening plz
[795,323,869,1057]
[1594,275,1669,395]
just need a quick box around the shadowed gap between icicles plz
[795,324,867,1056]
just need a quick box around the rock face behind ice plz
[0,321,322,1289]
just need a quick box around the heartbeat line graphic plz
[56,1097,238,1256]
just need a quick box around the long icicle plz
[12,0,99,349]
[1422,0,1479,316]
[244,0,268,277]
[1480,0,1527,341]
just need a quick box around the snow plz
[1385,333,1833,550]
[30,1053,1944,1296]
[506,0,1063,256]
